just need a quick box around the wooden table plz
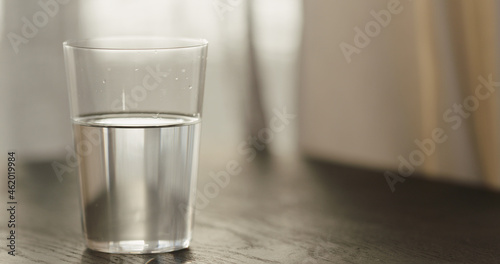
[2,156,500,263]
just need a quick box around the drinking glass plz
[63,37,208,253]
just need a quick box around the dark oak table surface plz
[2,155,500,264]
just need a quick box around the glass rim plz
[63,36,208,51]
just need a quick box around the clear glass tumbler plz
[63,37,208,254]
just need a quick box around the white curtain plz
[415,0,500,187]
[0,0,301,169]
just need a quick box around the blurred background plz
[2,0,500,190]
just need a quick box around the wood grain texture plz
[1,157,500,263]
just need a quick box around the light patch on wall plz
[79,0,176,36]
[78,0,216,38]
[252,0,302,52]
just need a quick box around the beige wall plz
[300,0,499,186]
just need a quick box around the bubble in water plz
[135,68,139,71]
[102,80,106,84]
[181,69,186,73]
[188,86,193,89]
[175,77,179,81]
[154,50,158,54]
[153,113,160,119]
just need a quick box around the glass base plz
[86,238,191,254]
